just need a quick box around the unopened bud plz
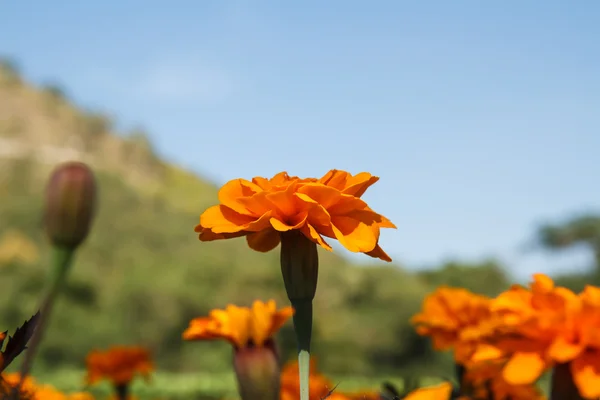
[44,162,97,249]
[233,340,281,400]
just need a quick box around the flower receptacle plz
[233,340,281,400]
[279,231,319,302]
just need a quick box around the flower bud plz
[233,340,281,400]
[44,162,97,249]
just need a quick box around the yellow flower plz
[195,170,396,262]
[182,300,293,348]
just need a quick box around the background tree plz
[536,214,600,290]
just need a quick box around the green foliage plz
[417,260,511,297]
[538,215,600,250]
[536,214,600,288]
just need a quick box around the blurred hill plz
[0,58,517,377]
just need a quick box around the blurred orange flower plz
[402,381,454,400]
[0,373,93,400]
[411,287,498,364]
[35,385,95,400]
[462,360,546,400]
[183,300,293,349]
[486,274,600,398]
[195,170,396,262]
[279,359,380,400]
[1,372,37,399]
[280,359,333,400]
[85,346,153,386]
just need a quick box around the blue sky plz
[1,1,599,280]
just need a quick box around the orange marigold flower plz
[35,385,95,400]
[279,359,380,400]
[402,381,454,400]
[195,170,396,262]
[462,360,546,400]
[183,300,293,349]
[85,346,153,386]
[487,274,580,388]
[0,374,94,400]
[325,393,380,400]
[411,287,498,364]
[1,373,37,399]
[280,359,335,400]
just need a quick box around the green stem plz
[115,383,129,400]
[291,299,312,400]
[550,363,584,400]
[17,246,75,381]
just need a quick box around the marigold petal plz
[530,273,554,293]
[548,336,585,363]
[503,352,546,385]
[330,215,378,253]
[375,213,397,229]
[295,194,333,227]
[298,184,346,210]
[270,306,295,337]
[247,229,281,252]
[252,176,272,190]
[249,300,294,346]
[301,224,333,251]
[327,198,374,218]
[343,173,379,198]
[581,285,600,307]
[270,212,308,232]
[365,243,392,262]
[571,352,600,399]
[218,179,263,215]
[250,300,274,346]
[265,183,301,216]
[207,209,273,234]
[218,305,251,348]
[470,344,504,363]
[237,192,278,217]
[269,171,295,187]
[200,205,254,233]
[403,381,453,400]
[196,228,247,241]
[318,169,348,189]
[182,317,221,340]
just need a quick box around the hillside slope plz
[0,60,443,376]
